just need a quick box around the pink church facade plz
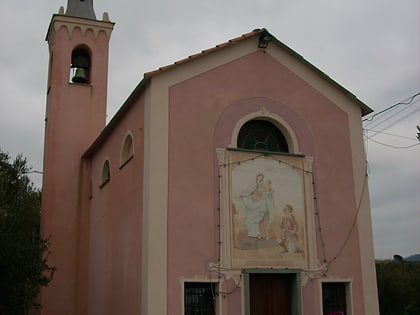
[40,1,379,315]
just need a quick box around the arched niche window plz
[120,133,134,168]
[70,48,91,84]
[237,119,289,153]
[100,159,110,188]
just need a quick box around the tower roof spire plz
[65,0,96,20]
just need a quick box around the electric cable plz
[365,137,420,149]
[326,165,368,268]
[366,102,420,136]
[363,129,417,141]
[362,91,420,123]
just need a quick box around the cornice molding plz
[46,14,114,41]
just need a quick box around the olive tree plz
[0,150,55,314]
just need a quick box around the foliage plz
[0,150,55,315]
[376,260,420,315]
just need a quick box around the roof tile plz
[144,29,262,78]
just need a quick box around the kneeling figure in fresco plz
[277,204,300,253]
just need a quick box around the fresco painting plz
[231,157,307,267]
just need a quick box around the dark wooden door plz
[249,273,292,315]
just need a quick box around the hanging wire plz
[310,171,328,265]
[215,152,326,278]
[214,151,374,280]
[365,103,420,137]
[363,129,418,141]
[362,93,420,148]
[217,274,242,297]
[325,164,369,268]
[218,150,312,175]
[212,160,243,299]
[362,91,420,123]
[365,137,420,149]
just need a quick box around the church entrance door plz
[249,273,292,315]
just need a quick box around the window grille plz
[184,282,216,315]
[322,282,347,315]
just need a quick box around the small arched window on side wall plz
[70,48,91,84]
[100,159,110,188]
[237,119,289,153]
[120,133,134,168]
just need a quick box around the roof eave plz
[144,28,373,116]
[268,35,373,116]
[82,76,151,158]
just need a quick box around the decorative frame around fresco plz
[217,149,317,270]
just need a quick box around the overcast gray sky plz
[0,0,418,259]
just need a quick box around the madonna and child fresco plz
[231,157,307,265]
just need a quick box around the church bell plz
[72,68,88,84]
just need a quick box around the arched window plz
[237,119,289,153]
[100,159,110,187]
[70,48,91,84]
[120,133,134,168]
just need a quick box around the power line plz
[363,128,418,140]
[364,105,420,143]
[326,170,368,268]
[365,98,420,130]
[365,136,420,149]
[362,91,420,123]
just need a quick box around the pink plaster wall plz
[167,51,365,314]
[87,97,145,315]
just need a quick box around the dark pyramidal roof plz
[65,0,96,20]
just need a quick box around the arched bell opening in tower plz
[70,48,91,84]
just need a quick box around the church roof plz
[144,29,260,78]
[84,28,372,157]
[65,0,96,20]
[144,28,371,115]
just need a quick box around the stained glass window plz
[237,120,289,153]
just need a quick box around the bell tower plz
[41,1,113,314]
